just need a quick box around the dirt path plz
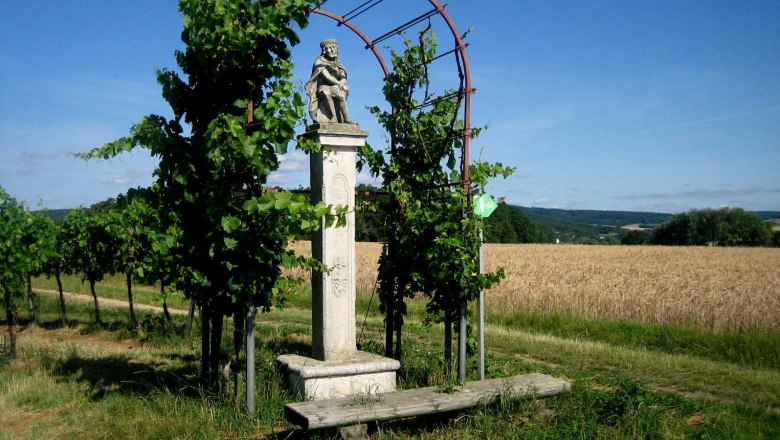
[33,288,190,316]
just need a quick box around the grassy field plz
[2,243,779,438]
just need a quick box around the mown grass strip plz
[484,324,780,410]
[491,310,780,369]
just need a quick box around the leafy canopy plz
[0,187,33,295]
[363,30,514,352]
[77,0,340,316]
[651,207,773,247]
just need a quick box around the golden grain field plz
[287,241,780,332]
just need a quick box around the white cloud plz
[615,187,780,201]
[494,115,564,132]
[20,150,65,161]
[100,168,154,186]
[103,176,131,185]
[267,172,297,186]
[531,198,554,206]
[630,201,688,214]
[40,76,161,109]
[277,151,308,172]
[649,105,780,133]
[357,172,380,186]
[0,121,121,155]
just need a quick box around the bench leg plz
[339,423,368,439]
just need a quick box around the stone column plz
[277,123,399,400]
[308,123,365,361]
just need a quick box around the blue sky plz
[1,1,778,213]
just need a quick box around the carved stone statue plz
[306,39,353,124]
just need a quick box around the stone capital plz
[302,123,368,149]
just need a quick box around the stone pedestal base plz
[278,351,400,400]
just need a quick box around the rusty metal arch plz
[311,0,474,188]
[310,7,390,77]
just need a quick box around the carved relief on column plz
[331,174,349,206]
[331,256,348,298]
[328,174,351,299]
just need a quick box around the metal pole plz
[478,227,485,380]
[246,304,256,415]
[458,302,467,380]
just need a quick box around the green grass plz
[491,310,780,369]
[0,335,279,439]
[484,324,780,409]
[372,368,780,439]
[3,288,780,439]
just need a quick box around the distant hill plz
[32,208,71,222]
[484,202,551,243]
[518,206,673,227]
[516,206,672,244]
[755,211,780,221]
[515,206,780,244]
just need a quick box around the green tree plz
[484,202,550,243]
[118,188,183,330]
[59,208,117,325]
[21,212,58,326]
[0,187,33,357]
[110,193,158,328]
[652,207,772,247]
[44,216,74,327]
[721,208,773,246]
[651,212,692,245]
[78,0,344,397]
[355,184,388,242]
[621,229,649,245]
[364,30,512,374]
[89,198,117,213]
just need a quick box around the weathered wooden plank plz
[285,373,571,430]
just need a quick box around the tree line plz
[480,204,778,247]
[0,186,187,358]
[649,207,778,247]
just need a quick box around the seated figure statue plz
[306,39,353,124]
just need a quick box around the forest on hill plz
[513,206,780,245]
[519,206,672,228]
[518,206,673,244]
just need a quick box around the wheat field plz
[287,241,780,332]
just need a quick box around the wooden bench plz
[285,373,571,430]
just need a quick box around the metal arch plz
[311,8,390,77]
[427,0,473,188]
[311,1,474,188]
